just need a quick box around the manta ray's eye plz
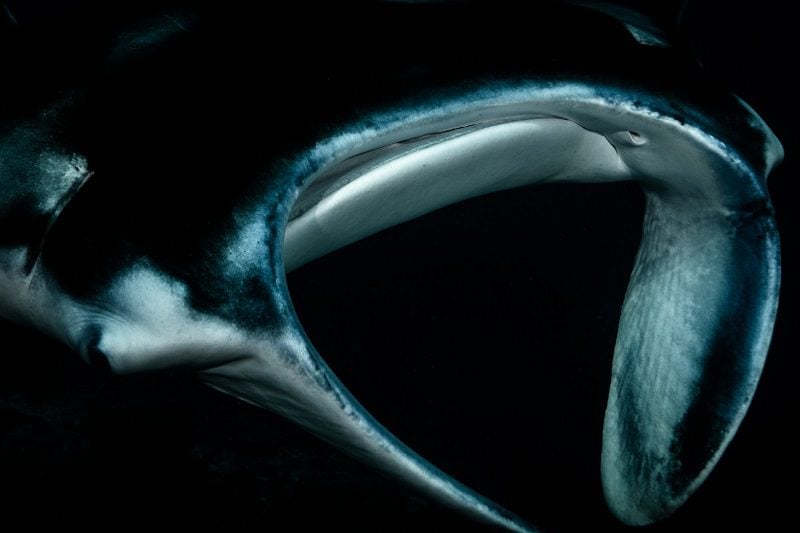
[609,130,648,147]
[627,131,646,145]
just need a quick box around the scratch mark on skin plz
[2,3,18,25]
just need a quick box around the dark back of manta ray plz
[0,1,782,533]
[1,0,714,311]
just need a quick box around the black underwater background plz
[1,2,797,532]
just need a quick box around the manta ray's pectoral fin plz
[200,323,535,533]
[602,178,780,523]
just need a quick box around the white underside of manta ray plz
[0,78,782,532]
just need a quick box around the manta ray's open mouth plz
[241,90,782,531]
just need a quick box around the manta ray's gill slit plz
[282,116,631,272]
[284,173,645,531]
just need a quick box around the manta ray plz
[0,1,782,531]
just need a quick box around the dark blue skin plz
[1,1,773,319]
[0,2,782,531]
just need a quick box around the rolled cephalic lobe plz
[0,2,782,532]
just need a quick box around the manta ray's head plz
[0,1,783,531]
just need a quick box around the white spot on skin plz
[36,152,90,212]
[74,263,255,374]
[223,213,267,279]
[1,111,91,219]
